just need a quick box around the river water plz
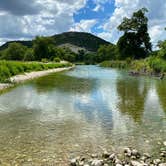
[0,65,165,165]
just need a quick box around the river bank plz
[100,59,166,79]
[0,66,74,91]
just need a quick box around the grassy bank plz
[100,57,166,75]
[0,61,72,83]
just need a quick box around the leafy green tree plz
[117,8,152,59]
[24,48,35,61]
[96,44,117,62]
[2,42,27,60]
[33,36,55,60]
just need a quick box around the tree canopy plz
[117,8,152,59]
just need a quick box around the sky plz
[0,0,166,48]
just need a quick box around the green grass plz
[100,60,130,69]
[100,58,166,74]
[0,61,72,83]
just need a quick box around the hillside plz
[0,32,111,52]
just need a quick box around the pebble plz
[70,158,77,166]
[91,159,103,166]
[70,147,166,166]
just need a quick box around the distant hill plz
[0,32,111,52]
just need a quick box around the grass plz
[0,60,72,83]
[100,57,166,75]
[100,60,130,69]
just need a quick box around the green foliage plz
[23,48,35,61]
[117,8,152,59]
[53,57,61,62]
[0,61,72,83]
[96,44,118,62]
[33,36,55,60]
[41,58,49,63]
[100,60,129,69]
[157,40,166,59]
[1,42,27,60]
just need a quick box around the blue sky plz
[0,0,166,47]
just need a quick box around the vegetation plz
[100,57,166,74]
[100,60,130,69]
[0,61,72,82]
[117,8,151,59]
[0,9,166,76]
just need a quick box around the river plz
[0,65,165,165]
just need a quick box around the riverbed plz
[0,65,165,165]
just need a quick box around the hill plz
[0,32,111,52]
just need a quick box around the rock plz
[143,153,151,159]
[131,149,141,158]
[116,164,123,166]
[79,161,84,166]
[124,148,132,157]
[160,152,166,157]
[91,159,103,166]
[103,164,109,166]
[131,160,144,166]
[109,153,116,160]
[153,159,161,165]
[163,141,166,146]
[159,163,166,166]
[102,151,110,158]
[115,158,122,165]
[91,154,98,158]
[70,158,77,166]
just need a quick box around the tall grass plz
[100,60,130,69]
[0,61,72,82]
[100,58,166,74]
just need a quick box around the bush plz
[53,57,61,62]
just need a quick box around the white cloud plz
[93,4,101,12]
[0,0,87,43]
[99,0,166,47]
[70,19,98,32]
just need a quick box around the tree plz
[3,42,27,60]
[117,8,152,59]
[33,36,55,60]
[157,40,166,59]
[23,48,35,61]
[96,44,118,62]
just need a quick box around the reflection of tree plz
[156,81,166,113]
[116,78,148,122]
[31,73,95,94]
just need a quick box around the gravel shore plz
[70,145,166,166]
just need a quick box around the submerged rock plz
[91,159,103,166]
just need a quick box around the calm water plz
[0,65,166,165]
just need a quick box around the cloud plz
[92,0,111,12]
[99,0,166,47]
[0,0,42,16]
[0,0,87,43]
[70,19,98,32]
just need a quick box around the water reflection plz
[156,80,166,113]
[31,72,96,94]
[116,77,148,122]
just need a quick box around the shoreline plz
[0,66,74,91]
[70,146,166,166]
